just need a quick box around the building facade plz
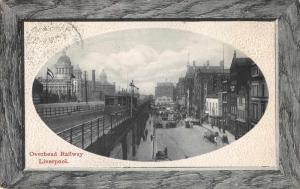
[171,51,269,139]
[81,69,116,102]
[155,82,174,99]
[219,76,230,131]
[228,52,253,138]
[38,52,81,102]
[249,63,268,129]
[192,60,229,120]
[38,52,115,103]
[175,77,185,105]
[155,96,173,105]
[205,95,220,125]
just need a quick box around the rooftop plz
[56,51,72,66]
[156,82,174,87]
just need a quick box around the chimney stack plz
[220,60,224,70]
[233,50,237,59]
[92,70,96,91]
[206,60,210,69]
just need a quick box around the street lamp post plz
[68,80,71,102]
[84,71,88,104]
[129,80,139,118]
[131,86,133,118]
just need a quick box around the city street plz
[155,124,227,160]
[117,114,234,161]
[39,101,235,160]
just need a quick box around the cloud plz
[75,45,184,94]
[75,44,230,94]
[37,28,249,95]
[71,42,237,95]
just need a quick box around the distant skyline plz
[38,28,246,95]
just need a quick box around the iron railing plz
[36,104,104,118]
[56,109,131,149]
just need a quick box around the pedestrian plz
[213,136,218,145]
[214,132,219,145]
[150,134,153,141]
[222,135,229,144]
[145,129,148,138]
[164,147,168,157]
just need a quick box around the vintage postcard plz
[24,21,277,170]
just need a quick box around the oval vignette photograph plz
[32,28,269,161]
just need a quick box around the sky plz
[38,28,246,95]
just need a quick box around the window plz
[261,83,264,97]
[251,83,259,97]
[224,95,227,101]
[251,66,259,77]
[230,85,235,92]
[252,103,259,120]
[237,97,245,106]
[261,102,266,115]
[237,110,246,120]
[231,106,236,114]
[255,85,258,96]
[223,106,226,114]
[261,83,268,97]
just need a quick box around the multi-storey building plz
[228,52,252,139]
[236,86,249,136]
[185,62,196,116]
[175,77,185,105]
[249,63,268,128]
[192,60,229,119]
[81,69,116,102]
[37,52,115,103]
[205,94,220,125]
[219,75,230,130]
[155,82,174,100]
[38,52,81,102]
